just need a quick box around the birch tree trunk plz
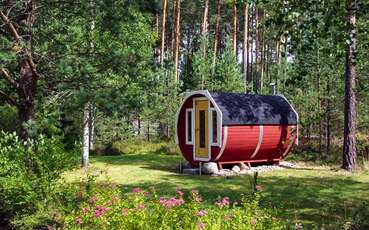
[82,103,90,168]
[342,0,357,171]
[89,104,95,151]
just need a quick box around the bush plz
[63,180,282,230]
[95,139,180,156]
[0,105,19,132]
[0,132,79,228]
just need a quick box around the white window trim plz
[209,108,221,146]
[185,108,194,145]
[175,90,223,146]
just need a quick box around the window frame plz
[185,108,194,145]
[209,107,221,146]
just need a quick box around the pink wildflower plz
[137,203,145,209]
[215,196,230,208]
[176,189,184,197]
[89,196,98,204]
[255,185,262,191]
[132,187,141,193]
[196,221,206,229]
[143,191,150,196]
[251,218,257,225]
[94,205,109,218]
[75,217,82,225]
[121,208,129,216]
[224,214,232,222]
[82,207,89,213]
[196,210,208,217]
[105,201,113,206]
[191,190,202,203]
[159,197,184,209]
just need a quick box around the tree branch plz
[0,90,17,106]
[0,10,38,80]
[0,67,19,89]
[0,10,22,41]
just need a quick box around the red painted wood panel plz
[177,95,297,166]
[218,126,259,162]
[218,125,296,163]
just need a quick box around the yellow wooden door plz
[195,100,209,159]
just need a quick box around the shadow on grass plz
[91,154,369,228]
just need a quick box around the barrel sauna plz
[175,90,298,169]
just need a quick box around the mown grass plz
[66,148,369,229]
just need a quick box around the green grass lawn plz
[67,153,369,229]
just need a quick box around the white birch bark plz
[89,104,95,151]
[82,103,90,168]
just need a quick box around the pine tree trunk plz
[317,49,322,153]
[160,0,167,65]
[0,4,37,141]
[254,6,260,93]
[154,13,160,62]
[213,0,221,71]
[232,1,237,55]
[326,78,331,154]
[276,39,281,65]
[265,43,269,83]
[173,0,181,81]
[242,2,249,92]
[248,3,254,88]
[200,0,209,57]
[260,9,265,92]
[342,0,357,171]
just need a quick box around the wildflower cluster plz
[63,183,282,230]
[215,196,230,208]
[93,205,110,218]
[159,196,185,209]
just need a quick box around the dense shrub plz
[0,105,19,132]
[0,132,79,228]
[63,180,282,230]
[94,139,180,156]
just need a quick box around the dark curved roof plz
[210,92,298,125]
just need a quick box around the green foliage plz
[0,132,79,228]
[187,39,244,93]
[0,104,18,132]
[104,139,179,155]
[211,41,244,92]
[63,179,282,230]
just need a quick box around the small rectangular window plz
[185,109,193,144]
[199,110,206,148]
[212,110,218,144]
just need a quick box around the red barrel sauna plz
[175,90,298,169]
